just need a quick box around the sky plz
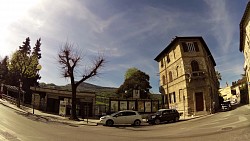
[0,0,249,93]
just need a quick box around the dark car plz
[221,101,232,111]
[147,109,180,125]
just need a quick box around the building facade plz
[30,87,96,118]
[155,36,219,118]
[240,1,250,104]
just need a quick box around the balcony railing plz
[190,71,206,79]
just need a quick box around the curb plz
[0,99,99,126]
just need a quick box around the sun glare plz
[0,0,40,57]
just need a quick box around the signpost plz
[59,100,67,116]
[133,90,140,99]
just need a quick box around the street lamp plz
[33,64,42,114]
[17,78,23,108]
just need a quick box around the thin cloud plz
[204,0,235,53]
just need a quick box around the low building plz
[219,86,237,102]
[232,78,248,104]
[155,36,219,118]
[30,87,96,118]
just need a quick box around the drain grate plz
[221,127,233,131]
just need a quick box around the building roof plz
[30,87,96,97]
[4,85,25,94]
[239,1,250,52]
[154,36,216,66]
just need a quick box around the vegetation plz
[117,68,152,99]
[216,71,222,81]
[124,67,138,79]
[58,42,105,120]
[0,37,42,107]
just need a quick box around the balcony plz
[190,71,206,79]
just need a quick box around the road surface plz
[0,102,250,141]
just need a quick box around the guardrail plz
[1,94,16,104]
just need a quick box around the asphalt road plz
[0,103,250,141]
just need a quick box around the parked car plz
[221,101,232,111]
[147,109,180,125]
[99,110,142,126]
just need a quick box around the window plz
[125,112,136,116]
[161,59,164,67]
[162,110,170,115]
[173,49,176,59]
[162,75,166,85]
[176,66,179,77]
[191,60,199,72]
[182,42,199,52]
[169,71,173,82]
[167,54,170,63]
[179,89,183,102]
[169,92,176,104]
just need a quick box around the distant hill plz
[39,82,161,105]
[39,82,118,98]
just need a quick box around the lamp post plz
[17,78,23,108]
[33,64,42,114]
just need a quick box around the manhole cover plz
[0,131,17,140]
[221,127,233,131]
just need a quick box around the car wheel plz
[106,120,114,126]
[175,117,179,122]
[133,120,141,126]
[155,119,160,125]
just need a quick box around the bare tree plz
[58,42,105,120]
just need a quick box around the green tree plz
[117,69,152,99]
[0,56,9,84]
[32,38,42,59]
[216,71,222,81]
[124,67,138,79]
[58,42,105,120]
[8,37,42,107]
[19,37,31,55]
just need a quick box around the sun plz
[0,0,40,58]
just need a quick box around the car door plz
[164,110,172,121]
[126,111,136,124]
[161,110,168,121]
[169,110,176,120]
[113,112,126,124]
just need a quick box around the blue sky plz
[0,0,248,93]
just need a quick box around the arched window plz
[162,75,166,85]
[191,60,199,72]
[176,66,179,77]
[169,71,173,82]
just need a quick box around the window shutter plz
[194,42,199,52]
[182,42,188,52]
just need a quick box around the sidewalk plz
[0,98,214,127]
[0,99,99,126]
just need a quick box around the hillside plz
[39,82,118,98]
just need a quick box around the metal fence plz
[1,94,16,104]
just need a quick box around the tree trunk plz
[70,85,79,121]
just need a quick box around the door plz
[113,112,126,124]
[162,110,171,121]
[195,92,204,111]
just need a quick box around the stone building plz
[155,36,219,118]
[239,1,250,104]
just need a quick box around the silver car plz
[100,110,142,126]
